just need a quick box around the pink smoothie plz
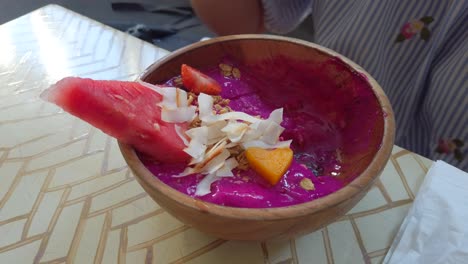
[143,55,383,208]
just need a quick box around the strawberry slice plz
[181,64,222,95]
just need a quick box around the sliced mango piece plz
[245,147,293,185]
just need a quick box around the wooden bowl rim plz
[119,34,395,221]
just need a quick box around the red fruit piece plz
[181,64,222,95]
[41,77,190,163]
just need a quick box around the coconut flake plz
[242,120,267,142]
[140,81,189,108]
[205,121,228,144]
[260,122,285,145]
[198,93,214,120]
[161,105,196,123]
[157,87,177,109]
[203,111,262,124]
[195,156,238,196]
[196,139,228,170]
[195,173,218,196]
[142,82,196,123]
[242,139,292,149]
[201,149,230,174]
[186,121,226,145]
[189,153,205,166]
[177,141,229,177]
[175,88,188,107]
[175,124,189,146]
[176,166,196,177]
[268,108,283,124]
[183,139,206,160]
[186,126,209,144]
[216,157,238,177]
[157,87,189,109]
[221,121,249,143]
[159,90,291,195]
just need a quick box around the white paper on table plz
[384,160,468,264]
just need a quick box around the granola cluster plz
[219,63,241,79]
[228,145,249,171]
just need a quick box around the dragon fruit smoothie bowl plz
[118,35,395,241]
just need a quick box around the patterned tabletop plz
[0,5,434,264]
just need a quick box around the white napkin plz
[384,160,468,264]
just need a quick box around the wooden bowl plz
[119,35,395,241]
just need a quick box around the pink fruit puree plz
[143,55,384,208]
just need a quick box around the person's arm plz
[190,0,264,36]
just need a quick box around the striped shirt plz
[262,0,467,171]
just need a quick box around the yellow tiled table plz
[0,5,433,264]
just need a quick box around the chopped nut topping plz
[187,92,197,106]
[228,145,242,156]
[219,63,233,72]
[235,151,249,171]
[222,70,232,77]
[219,63,241,79]
[212,95,223,104]
[232,68,241,79]
[220,98,230,106]
[218,108,229,114]
[173,76,183,87]
[300,178,315,191]
[214,104,222,111]
[189,116,201,129]
[213,95,232,115]
[187,95,194,105]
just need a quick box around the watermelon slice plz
[41,77,190,163]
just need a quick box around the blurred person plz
[191,0,467,171]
